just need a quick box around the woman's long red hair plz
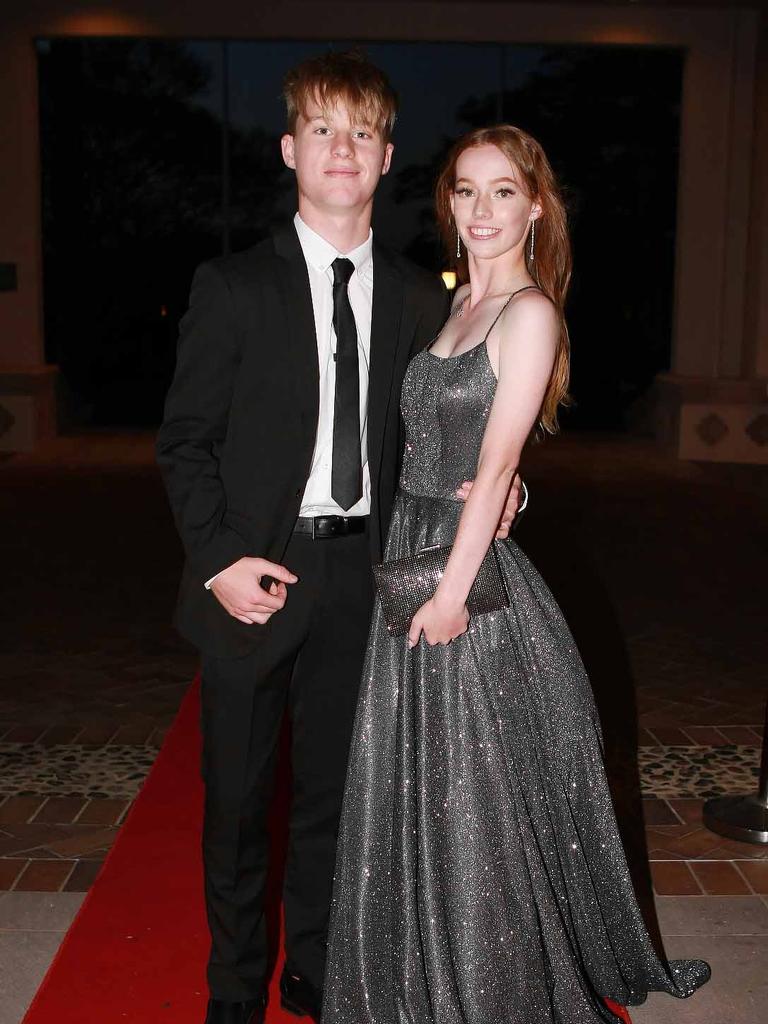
[435,125,572,434]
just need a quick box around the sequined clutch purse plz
[372,542,509,637]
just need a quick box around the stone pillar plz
[744,10,768,394]
[0,19,57,452]
[653,8,768,463]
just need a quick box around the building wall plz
[0,1,765,457]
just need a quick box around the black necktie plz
[331,257,362,511]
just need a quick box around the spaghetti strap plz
[481,285,541,344]
[427,284,542,359]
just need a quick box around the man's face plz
[281,96,394,215]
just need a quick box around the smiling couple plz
[158,50,709,1024]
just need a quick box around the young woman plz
[322,126,710,1023]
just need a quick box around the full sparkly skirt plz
[323,491,710,1024]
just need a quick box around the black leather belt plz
[293,515,368,539]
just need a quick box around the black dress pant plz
[200,527,374,1001]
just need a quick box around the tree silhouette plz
[39,39,289,424]
[393,46,683,428]
[39,40,681,428]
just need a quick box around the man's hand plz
[210,557,298,625]
[455,473,524,539]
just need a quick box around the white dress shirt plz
[294,213,373,518]
[205,214,373,589]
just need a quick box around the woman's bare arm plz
[434,292,559,609]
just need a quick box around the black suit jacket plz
[157,223,449,657]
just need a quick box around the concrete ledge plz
[650,373,768,464]
[0,365,58,453]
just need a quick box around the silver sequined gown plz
[323,337,710,1024]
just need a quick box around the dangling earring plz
[529,220,535,261]
[456,230,462,260]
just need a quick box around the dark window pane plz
[226,42,321,250]
[362,42,504,262]
[38,39,224,425]
[38,38,682,429]
[502,45,683,426]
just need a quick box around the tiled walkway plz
[1,431,766,1022]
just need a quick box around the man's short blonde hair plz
[283,50,398,141]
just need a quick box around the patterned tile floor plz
[1,431,766,905]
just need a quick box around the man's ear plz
[281,134,296,170]
[380,142,394,177]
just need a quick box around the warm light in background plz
[50,12,155,35]
[441,271,457,291]
[593,27,657,45]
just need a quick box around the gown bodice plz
[399,341,497,500]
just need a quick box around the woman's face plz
[450,144,540,263]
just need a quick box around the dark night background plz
[37,39,683,429]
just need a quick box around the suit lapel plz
[368,244,406,488]
[271,224,320,426]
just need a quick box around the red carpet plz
[23,678,294,1024]
[605,998,633,1023]
[23,678,631,1023]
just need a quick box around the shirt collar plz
[294,212,373,282]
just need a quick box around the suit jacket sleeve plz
[156,261,248,584]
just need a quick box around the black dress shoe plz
[280,967,322,1021]
[204,995,266,1024]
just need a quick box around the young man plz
[158,52,523,1024]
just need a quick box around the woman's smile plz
[468,226,502,239]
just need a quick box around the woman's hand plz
[408,594,469,649]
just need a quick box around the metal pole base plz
[703,794,768,845]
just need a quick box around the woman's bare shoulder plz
[449,282,471,314]
[498,288,559,351]
[504,287,558,326]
